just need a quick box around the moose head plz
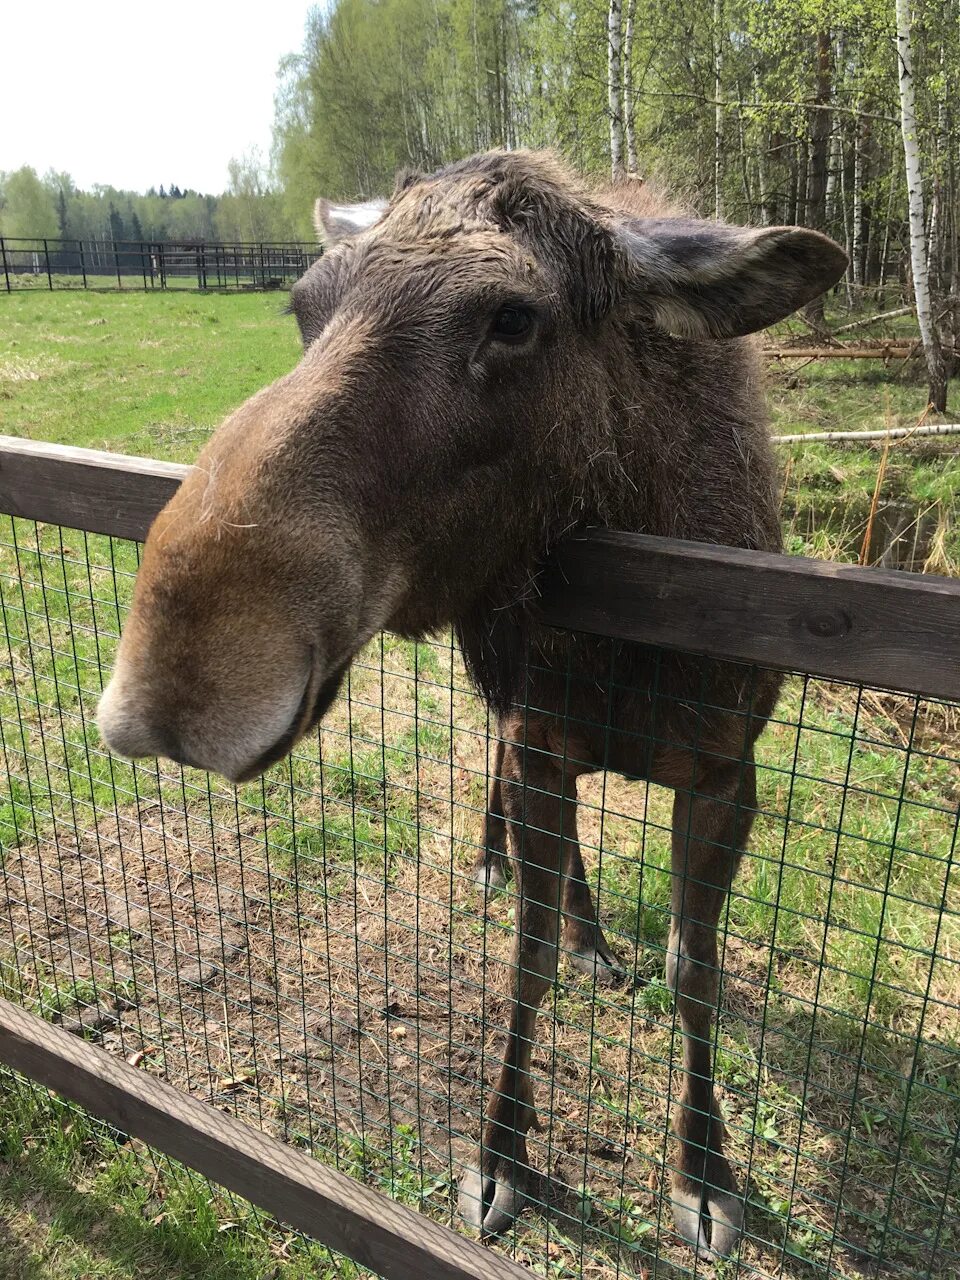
[98,148,844,783]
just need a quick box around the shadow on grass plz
[0,1147,305,1280]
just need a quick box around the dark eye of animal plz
[491,306,532,341]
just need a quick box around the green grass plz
[766,308,960,569]
[1,291,958,1279]
[0,289,300,459]
[771,368,960,569]
[0,1074,368,1280]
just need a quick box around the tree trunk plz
[852,115,864,287]
[623,0,638,176]
[896,0,947,410]
[878,140,900,301]
[928,41,949,295]
[788,144,799,226]
[754,71,769,224]
[736,101,752,214]
[713,0,723,218]
[797,135,809,226]
[608,0,624,179]
[825,126,841,229]
[804,30,833,327]
[839,122,854,307]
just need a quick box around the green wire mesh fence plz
[1,510,958,1280]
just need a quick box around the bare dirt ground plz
[4,756,957,1280]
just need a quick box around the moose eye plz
[491,306,533,342]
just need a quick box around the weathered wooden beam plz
[1,439,958,701]
[0,996,526,1280]
[0,435,188,541]
[539,531,960,702]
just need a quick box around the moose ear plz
[313,197,388,248]
[616,219,848,338]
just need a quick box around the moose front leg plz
[561,844,625,983]
[460,727,573,1235]
[474,732,622,983]
[473,735,509,892]
[667,758,757,1260]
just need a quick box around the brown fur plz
[98,148,847,1257]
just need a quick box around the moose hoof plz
[671,1183,743,1260]
[459,1161,527,1236]
[566,942,627,986]
[473,855,508,893]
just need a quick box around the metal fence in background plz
[0,237,321,293]
[0,438,959,1280]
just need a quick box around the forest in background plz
[3,0,957,402]
[275,0,957,289]
[0,152,296,249]
[274,0,959,404]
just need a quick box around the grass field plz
[0,290,300,457]
[1,290,958,1280]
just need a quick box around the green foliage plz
[0,166,59,244]
[0,156,296,249]
[272,0,960,302]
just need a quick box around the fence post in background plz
[158,243,166,290]
[0,238,9,293]
[78,239,87,289]
[43,239,53,290]
[114,239,122,290]
[140,240,148,291]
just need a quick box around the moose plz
[97,150,846,1260]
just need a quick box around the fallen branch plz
[772,423,960,444]
[764,343,922,359]
[833,306,914,334]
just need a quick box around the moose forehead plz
[290,176,549,334]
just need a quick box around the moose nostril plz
[161,736,185,766]
[162,734,199,770]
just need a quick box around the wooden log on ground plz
[763,343,921,360]
[772,423,960,444]
[833,306,914,334]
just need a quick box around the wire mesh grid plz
[1,512,958,1280]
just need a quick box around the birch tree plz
[895,0,947,410]
[623,0,637,176]
[713,0,723,218]
[608,0,624,178]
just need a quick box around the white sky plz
[1,1,314,194]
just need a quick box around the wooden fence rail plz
[1,435,958,702]
[0,997,526,1280]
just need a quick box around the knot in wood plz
[804,609,851,640]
